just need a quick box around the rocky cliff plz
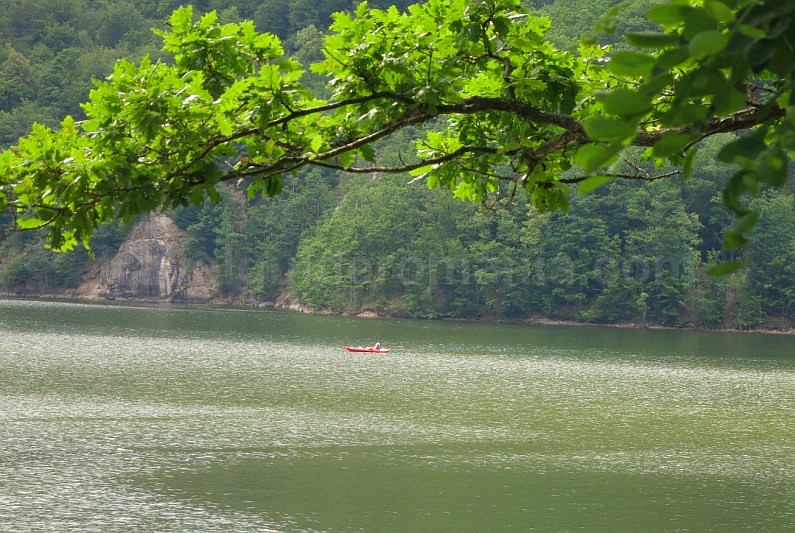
[76,214,219,302]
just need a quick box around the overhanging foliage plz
[0,0,792,259]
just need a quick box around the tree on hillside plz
[532,0,663,48]
[747,194,795,319]
[0,48,36,109]
[0,0,792,263]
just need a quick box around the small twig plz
[559,169,680,184]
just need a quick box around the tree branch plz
[633,104,785,147]
[559,169,680,184]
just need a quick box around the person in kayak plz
[371,342,381,350]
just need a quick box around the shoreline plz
[3,290,793,336]
[520,316,795,335]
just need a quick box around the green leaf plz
[647,4,690,27]
[265,175,283,196]
[311,135,324,153]
[207,187,222,204]
[721,171,750,214]
[573,143,621,171]
[625,32,680,49]
[661,102,709,127]
[704,1,735,23]
[607,51,656,78]
[734,211,760,235]
[681,67,725,97]
[581,31,598,45]
[653,47,690,71]
[707,260,743,276]
[16,217,46,230]
[755,148,788,187]
[683,7,719,40]
[359,144,376,163]
[717,135,767,164]
[682,148,697,179]
[214,114,234,137]
[577,176,612,194]
[339,150,356,169]
[653,132,693,158]
[713,87,747,116]
[45,230,77,252]
[583,117,637,143]
[736,24,767,39]
[409,164,433,177]
[723,229,749,250]
[246,179,262,200]
[688,30,728,59]
[169,6,194,33]
[598,88,652,118]
[641,72,675,96]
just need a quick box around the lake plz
[1,298,794,531]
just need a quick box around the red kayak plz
[344,346,391,353]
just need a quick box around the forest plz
[0,0,793,330]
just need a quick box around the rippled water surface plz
[1,298,794,531]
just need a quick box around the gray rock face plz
[96,214,218,301]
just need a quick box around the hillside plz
[0,0,794,331]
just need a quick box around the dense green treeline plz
[156,127,795,329]
[283,138,795,329]
[1,0,794,330]
[156,131,794,330]
[171,168,339,297]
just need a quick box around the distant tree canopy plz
[0,0,792,268]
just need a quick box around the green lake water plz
[1,298,793,531]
